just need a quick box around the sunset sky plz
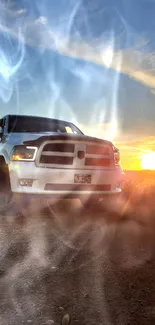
[0,0,155,170]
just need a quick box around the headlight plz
[114,151,120,165]
[11,146,38,161]
[113,145,120,165]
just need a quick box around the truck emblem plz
[77,150,85,159]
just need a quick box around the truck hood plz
[5,132,112,146]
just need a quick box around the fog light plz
[19,179,33,187]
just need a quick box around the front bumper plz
[9,162,124,198]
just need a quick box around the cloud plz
[0,4,155,93]
[1,3,155,140]
[34,16,47,25]
[79,120,119,141]
[0,9,155,91]
[115,136,155,155]
[13,9,26,15]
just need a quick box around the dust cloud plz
[0,188,154,325]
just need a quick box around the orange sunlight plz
[140,151,155,170]
[83,125,155,171]
[115,137,155,171]
[119,149,155,171]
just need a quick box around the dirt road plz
[0,196,155,325]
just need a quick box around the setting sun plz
[140,151,155,170]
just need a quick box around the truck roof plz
[0,114,84,135]
[1,114,74,125]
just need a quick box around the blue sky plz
[0,0,155,145]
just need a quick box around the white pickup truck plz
[0,114,123,211]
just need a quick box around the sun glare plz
[140,151,155,170]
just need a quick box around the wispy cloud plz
[80,121,119,142]
[0,3,155,91]
[118,137,155,151]
[0,7,155,90]
[1,3,155,144]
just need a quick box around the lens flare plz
[0,19,25,103]
[101,43,114,68]
[140,151,155,170]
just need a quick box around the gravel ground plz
[0,195,155,325]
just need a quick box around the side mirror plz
[0,127,3,138]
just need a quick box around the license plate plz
[74,174,92,184]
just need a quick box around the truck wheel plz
[0,160,12,213]
[0,192,12,213]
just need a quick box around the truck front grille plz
[37,140,114,169]
[43,143,75,153]
[40,156,73,165]
[86,145,109,155]
[85,158,110,167]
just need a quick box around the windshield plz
[8,115,83,135]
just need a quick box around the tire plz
[0,159,12,213]
[0,192,12,213]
